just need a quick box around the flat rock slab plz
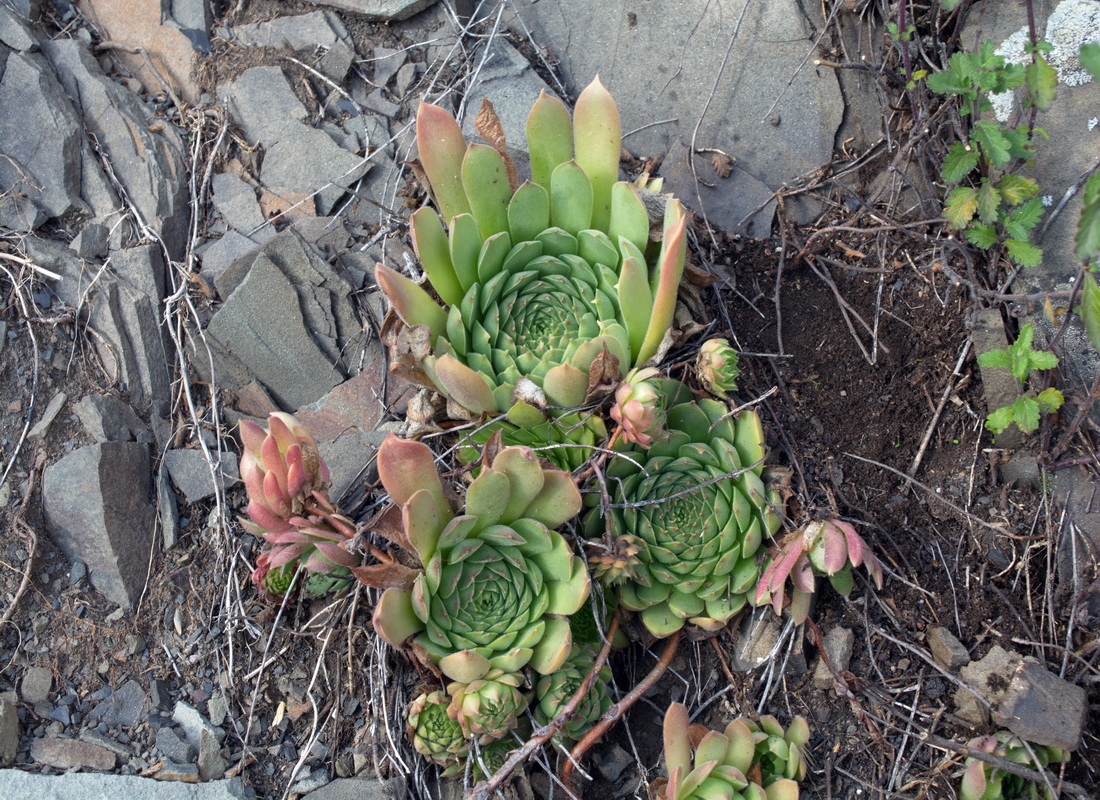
[164,449,240,504]
[303,0,438,21]
[89,679,148,730]
[300,776,407,800]
[0,771,247,799]
[993,658,1088,751]
[42,443,157,608]
[513,0,843,234]
[30,737,117,771]
[0,701,17,767]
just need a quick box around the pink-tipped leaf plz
[526,91,573,189]
[416,100,471,223]
[374,263,448,341]
[636,200,686,364]
[573,76,621,233]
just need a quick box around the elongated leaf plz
[508,181,550,244]
[617,244,653,361]
[374,263,448,339]
[1011,394,1040,433]
[976,179,1000,224]
[972,121,1011,168]
[1037,387,1064,412]
[526,91,574,189]
[607,181,649,257]
[1077,173,1100,263]
[573,77,621,233]
[410,208,462,306]
[998,173,1039,205]
[449,213,483,291]
[550,160,594,235]
[964,224,999,249]
[637,201,686,364]
[462,143,511,239]
[416,100,471,223]
[1005,238,1043,268]
[1082,273,1100,351]
[1026,54,1057,111]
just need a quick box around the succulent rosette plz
[960,732,1068,800]
[697,338,740,399]
[534,646,613,743]
[240,413,359,596]
[406,690,468,776]
[368,436,591,685]
[585,381,782,637]
[659,703,805,800]
[376,78,687,418]
[456,400,607,472]
[610,367,668,447]
[746,715,810,788]
[447,669,528,743]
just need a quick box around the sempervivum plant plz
[406,689,468,776]
[754,519,883,624]
[366,435,591,685]
[658,703,806,800]
[960,732,1068,800]
[455,399,607,472]
[376,78,687,418]
[610,366,667,447]
[447,669,528,743]
[585,380,782,637]
[534,645,613,743]
[240,413,359,597]
[697,338,740,399]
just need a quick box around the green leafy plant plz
[959,731,1069,800]
[977,323,1064,434]
[927,40,1056,267]
[1073,43,1100,351]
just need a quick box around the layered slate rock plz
[42,443,157,608]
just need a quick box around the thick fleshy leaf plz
[508,181,550,244]
[372,588,423,648]
[617,244,653,362]
[477,231,512,285]
[239,419,267,458]
[405,488,446,563]
[641,603,684,637]
[411,208,463,307]
[377,434,448,511]
[491,447,545,523]
[663,703,692,777]
[462,143,511,239]
[678,761,718,799]
[608,181,649,256]
[375,263,448,340]
[524,470,582,529]
[546,556,591,615]
[550,160,594,235]
[528,616,572,675]
[723,719,756,773]
[637,201,686,364]
[785,716,810,748]
[439,650,492,683]
[734,411,766,474]
[449,213,483,292]
[764,779,800,800]
[435,354,499,414]
[543,364,588,408]
[573,76,621,233]
[959,760,987,800]
[527,91,573,189]
[465,467,510,531]
[694,731,729,765]
[417,100,471,223]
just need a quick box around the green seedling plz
[977,324,1063,434]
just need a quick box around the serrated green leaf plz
[965,224,999,249]
[1005,238,1043,267]
[1003,126,1036,159]
[978,348,1012,369]
[927,52,976,96]
[1011,395,1041,433]
[1005,198,1044,241]
[1036,387,1064,412]
[972,121,1012,168]
[942,141,980,183]
[945,186,978,228]
[1081,273,1100,351]
[1079,202,1100,264]
[986,405,1015,434]
[1084,172,1100,208]
[1026,55,1058,110]
[1080,42,1100,82]
[977,180,1001,224]
[1027,349,1058,371]
[998,174,1039,205]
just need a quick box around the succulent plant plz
[455,399,607,472]
[585,534,644,587]
[745,715,810,788]
[240,413,359,596]
[367,435,591,684]
[610,367,668,447]
[534,645,613,743]
[376,78,687,419]
[659,703,805,800]
[585,380,782,637]
[406,689,468,776]
[754,518,883,624]
[697,338,740,399]
[960,732,1069,800]
[447,669,528,743]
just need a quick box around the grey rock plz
[207,694,228,728]
[0,700,17,766]
[50,704,71,725]
[514,0,843,234]
[293,769,330,795]
[42,442,156,608]
[156,462,180,550]
[728,607,806,673]
[955,645,1023,727]
[317,40,354,82]
[73,395,148,443]
[198,232,263,287]
[89,679,148,729]
[0,771,248,798]
[235,10,345,50]
[30,736,117,771]
[42,40,188,258]
[0,5,37,51]
[301,776,407,800]
[301,0,439,21]
[812,626,854,689]
[370,47,405,88]
[259,134,370,216]
[169,0,212,35]
[926,626,969,674]
[220,66,308,147]
[0,50,84,229]
[78,730,133,759]
[364,88,399,118]
[993,657,1088,751]
[79,137,122,220]
[662,144,776,238]
[158,762,200,783]
[164,449,240,504]
[197,727,226,782]
[112,244,168,308]
[22,236,84,308]
[393,62,419,98]
[28,391,66,439]
[156,727,195,764]
[593,742,633,787]
[211,173,269,239]
[1000,454,1041,489]
[172,701,224,748]
[21,666,52,704]
[70,223,110,260]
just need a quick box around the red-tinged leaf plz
[350,562,420,591]
[573,76,621,233]
[416,100,471,223]
[376,434,448,510]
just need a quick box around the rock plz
[42,442,157,608]
[164,449,240,504]
[0,700,17,766]
[301,777,407,800]
[195,231,365,409]
[172,702,227,782]
[211,173,271,241]
[89,679,148,729]
[812,626,854,689]
[79,0,200,102]
[70,222,110,260]
[393,62,419,98]
[42,40,189,258]
[234,10,350,56]
[515,0,843,233]
[954,645,1023,727]
[0,4,37,51]
[370,47,405,88]
[729,607,805,673]
[219,66,308,146]
[78,729,133,759]
[0,771,248,799]
[197,727,226,782]
[21,666,53,704]
[158,762,201,783]
[156,727,195,764]
[172,701,223,746]
[993,657,1088,751]
[156,463,180,550]
[28,391,66,438]
[293,769,330,795]
[302,0,439,21]
[926,626,969,674]
[73,395,148,443]
[30,736,117,771]
[207,693,228,728]
[0,50,85,230]
[198,232,263,287]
